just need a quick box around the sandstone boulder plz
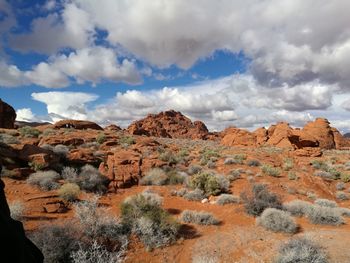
[302,118,335,149]
[127,110,209,139]
[221,127,256,147]
[0,99,16,129]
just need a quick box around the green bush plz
[19,126,41,138]
[262,164,281,177]
[96,133,106,144]
[216,194,239,205]
[306,205,344,225]
[283,158,294,171]
[159,151,178,165]
[247,159,261,167]
[118,136,135,146]
[189,172,229,196]
[340,172,350,182]
[120,192,179,249]
[27,170,60,190]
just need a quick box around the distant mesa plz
[0,99,16,129]
[221,118,350,150]
[127,110,211,140]
[53,119,103,130]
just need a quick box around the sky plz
[1,0,350,132]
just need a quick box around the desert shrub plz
[306,205,344,225]
[75,165,109,193]
[206,159,216,169]
[61,166,79,181]
[337,207,350,217]
[228,169,242,181]
[118,135,135,146]
[9,200,25,220]
[140,168,186,185]
[180,210,219,225]
[42,128,56,136]
[53,144,70,158]
[340,172,350,182]
[311,160,329,170]
[287,171,297,180]
[71,240,127,263]
[29,224,79,263]
[336,182,345,190]
[313,171,334,180]
[199,148,220,165]
[26,170,60,190]
[314,198,337,208]
[241,184,282,216]
[283,158,294,171]
[307,192,317,200]
[19,126,41,138]
[171,188,188,197]
[257,208,297,233]
[335,191,349,200]
[189,172,229,196]
[120,192,179,249]
[262,164,281,177]
[224,154,246,165]
[140,168,168,185]
[96,133,106,144]
[58,183,80,202]
[28,161,46,171]
[188,165,202,175]
[247,159,261,167]
[0,133,19,144]
[275,238,328,263]
[283,200,313,217]
[159,150,178,165]
[216,194,239,205]
[183,189,205,201]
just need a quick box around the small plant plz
[183,189,206,201]
[199,148,220,165]
[61,166,79,181]
[26,170,60,190]
[306,205,344,225]
[9,200,25,220]
[216,194,239,205]
[283,158,294,171]
[58,183,80,202]
[118,136,135,146]
[288,171,297,180]
[96,133,106,144]
[120,192,179,249]
[140,168,168,186]
[335,191,349,200]
[311,160,329,170]
[274,238,328,263]
[283,200,313,217]
[228,169,242,181]
[257,208,297,233]
[180,210,219,225]
[71,165,109,193]
[224,154,247,165]
[247,159,261,167]
[241,184,282,216]
[336,182,345,190]
[313,170,333,180]
[261,164,281,177]
[206,159,216,169]
[28,161,46,171]
[42,128,56,136]
[0,133,19,144]
[189,172,229,196]
[19,126,41,138]
[188,165,202,175]
[314,198,337,208]
[159,151,178,165]
[340,172,350,183]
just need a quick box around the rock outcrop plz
[54,120,103,130]
[0,166,44,263]
[127,110,210,139]
[0,99,16,129]
[221,118,347,150]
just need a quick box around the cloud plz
[69,0,350,90]
[9,2,94,54]
[31,91,98,122]
[16,108,36,122]
[0,61,27,87]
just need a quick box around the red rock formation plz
[54,119,103,130]
[0,99,16,129]
[221,118,347,150]
[127,110,209,139]
[301,118,335,149]
[104,124,122,131]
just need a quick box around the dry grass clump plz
[58,183,80,202]
[275,238,328,263]
[306,205,344,226]
[27,170,60,190]
[216,194,239,205]
[181,210,219,225]
[256,208,297,233]
[283,200,313,217]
